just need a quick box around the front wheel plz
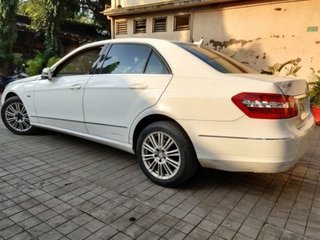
[1,96,35,135]
[136,121,198,187]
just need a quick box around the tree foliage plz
[44,0,61,58]
[0,0,19,75]
[19,0,46,31]
[79,0,110,29]
[19,0,110,60]
[19,0,79,59]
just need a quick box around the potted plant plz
[309,76,320,125]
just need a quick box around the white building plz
[103,0,320,81]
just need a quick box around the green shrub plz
[309,76,320,107]
[47,56,61,67]
[26,52,45,76]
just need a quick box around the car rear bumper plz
[181,116,315,173]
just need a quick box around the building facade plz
[103,0,320,81]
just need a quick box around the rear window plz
[175,43,257,74]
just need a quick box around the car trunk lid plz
[231,74,310,123]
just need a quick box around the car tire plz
[136,121,198,187]
[1,96,35,135]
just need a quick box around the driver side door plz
[33,46,103,133]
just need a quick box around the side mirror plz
[41,67,53,80]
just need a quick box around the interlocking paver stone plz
[9,231,33,240]
[149,222,170,236]
[95,225,119,239]
[38,230,63,240]
[46,215,68,228]
[173,220,194,234]
[189,227,211,240]
[19,216,42,230]
[0,116,319,240]
[0,218,14,231]
[0,224,23,239]
[67,227,91,240]
[27,222,52,237]
[124,224,145,238]
[137,230,160,240]
[56,220,79,235]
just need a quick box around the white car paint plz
[33,74,91,133]
[1,38,315,176]
[84,74,172,143]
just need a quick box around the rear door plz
[83,43,173,143]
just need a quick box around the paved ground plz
[0,120,319,240]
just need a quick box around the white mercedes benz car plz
[1,38,315,187]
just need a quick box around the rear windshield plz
[175,43,257,74]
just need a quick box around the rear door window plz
[99,43,171,75]
[145,51,169,74]
[101,44,151,74]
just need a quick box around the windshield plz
[175,43,257,74]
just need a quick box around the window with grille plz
[116,21,127,35]
[134,19,147,34]
[153,17,167,32]
[174,15,190,31]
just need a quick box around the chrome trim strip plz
[32,116,127,129]
[85,121,127,129]
[198,135,296,140]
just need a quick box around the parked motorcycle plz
[0,64,28,92]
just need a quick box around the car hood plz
[8,75,41,86]
[231,74,308,96]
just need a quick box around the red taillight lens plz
[232,92,298,119]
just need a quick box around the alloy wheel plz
[141,131,181,180]
[5,102,32,132]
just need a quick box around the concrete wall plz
[193,0,320,81]
[111,0,164,8]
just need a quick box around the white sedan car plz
[1,38,314,187]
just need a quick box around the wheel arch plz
[132,114,195,155]
[4,92,19,101]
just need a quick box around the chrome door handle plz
[70,84,81,90]
[129,83,148,89]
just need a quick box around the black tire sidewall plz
[136,121,198,187]
[1,96,34,135]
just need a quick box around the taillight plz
[232,92,298,119]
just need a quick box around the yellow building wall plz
[193,0,320,81]
[112,0,165,8]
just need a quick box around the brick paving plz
[0,119,319,240]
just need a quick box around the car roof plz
[82,38,178,48]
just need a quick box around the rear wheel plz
[136,121,198,187]
[1,96,35,135]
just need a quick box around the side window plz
[145,51,169,74]
[101,44,151,74]
[174,15,190,31]
[90,44,109,74]
[57,48,101,76]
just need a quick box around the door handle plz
[129,83,148,89]
[70,84,81,90]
